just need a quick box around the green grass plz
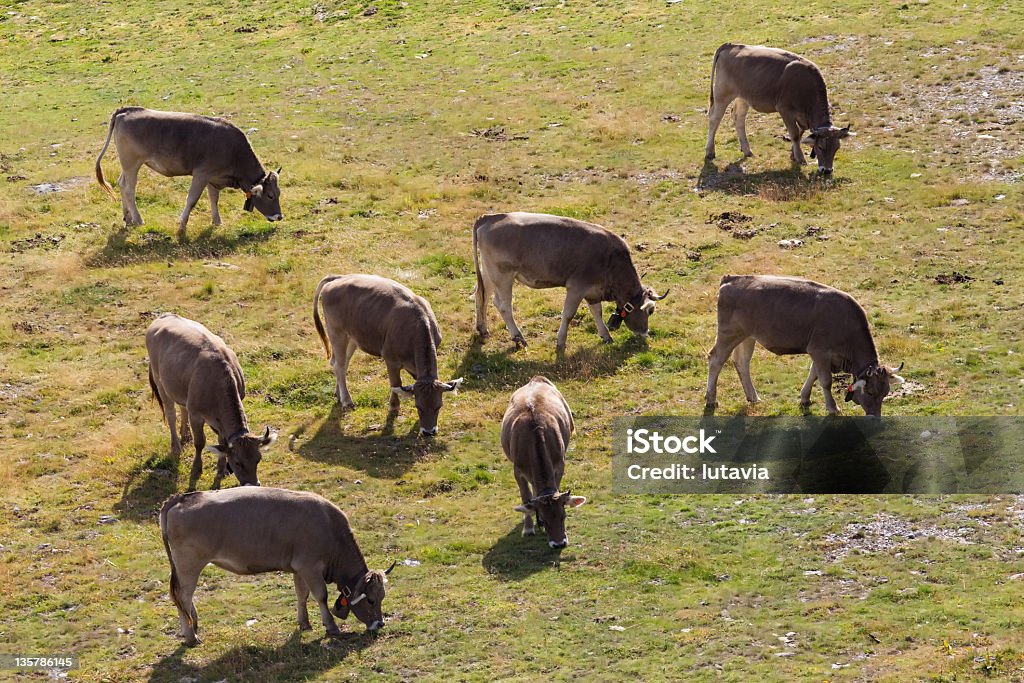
[1,0,1023,681]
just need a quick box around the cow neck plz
[326,533,369,589]
[238,167,266,193]
[412,321,438,383]
[528,425,559,494]
[844,335,880,379]
[217,370,249,441]
[810,72,833,130]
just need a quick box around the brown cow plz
[501,376,586,548]
[95,107,282,235]
[312,274,462,437]
[473,212,668,351]
[160,487,394,645]
[704,275,905,416]
[146,313,275,488]
[704,43,853,174]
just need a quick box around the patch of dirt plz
[708,211,752,231]
[935,271,974,284]
[29,176,89,194]
[885,379,926,401]
[823,513,973,562]
[10,232,65,251]
[470,125,528,142]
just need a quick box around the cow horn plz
[650,288,670,301]
[275,166,282,175]
[892,361,904,373]
[384,561,397,575]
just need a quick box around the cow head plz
[803,126,853,174]
[844,363,905,417]
[243,168,283,222]
[332,562,395,632]
[607,287,670,338]
[514,491,587,548]
[204,426,276,486]
[391,378,463,436]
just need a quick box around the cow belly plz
[145,160,188,177]
[762,345,805,356]
[514,273,562,289]
[210,556,283,575]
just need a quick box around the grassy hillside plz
[1,0,1022,680]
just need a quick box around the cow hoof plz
[512,336,527,349]
[298,622,313,632]
[184,636,201,647]
[338,400,355,411]
[600,336,613,344]
[476,328,490,339]
[743,150,754,158]
[325,629,344,639]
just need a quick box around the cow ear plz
[802,133,816,144]
[888,373,906,386]
[259,426,277,448]
[391,385,414,401]
[567,495,587,508]
[640,300,656,314]
[205,444,228,456]
[514,503,534,513]
[441,377,464,393]
[250,183,264,197]
[839,127,853,138]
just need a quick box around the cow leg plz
[492,276,526,348]
[178,175,210,237]
[733,99,753,157]
[588,301,613,343]
[782,115,806,165]
[117,162,144,226]
[705,93,735,160]
[330,335,358,410]
[187,418,206,491]
[178,405,192,446]
[386,361,404,412]
[294,573,312,631]
[515,473,536,536]
[159,389,181,456]
[171,559,204,646]
[799,361,818,408]
[297,568,342,637]
[474,272,492,338]
[705,333,744,406]
[207,185,221,226]
[810,354,839,414]
[555,289,586,352]
[732,337,760,403]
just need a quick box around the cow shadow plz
[697,158,849,198]
[85,222,277,268]
[147,630,373,683]
[454,334,646,392]
[481,525,574,581]
[293,404,448,478]
[113,450,181,522]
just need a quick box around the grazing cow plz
[95,107,283,235]
[473,212,669,351]
[501,376,586,548]
[704,275,905,416]
[160,487,394,645]
[312,274,463,437]
[704,43,853,173]
[146,313,276,488]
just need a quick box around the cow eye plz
[367,598,376,606]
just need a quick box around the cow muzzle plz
[549,537,568,549]
[367,620,384,632]
[818,167,833,175]
[420,426,438,437]
[266,213,283,222]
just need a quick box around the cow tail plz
[472,215,486,304]
[160,494,193,631]
[149,366,165,418]
[709,45,726,111]
[95,110,118,199]
[313,275,339,360]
